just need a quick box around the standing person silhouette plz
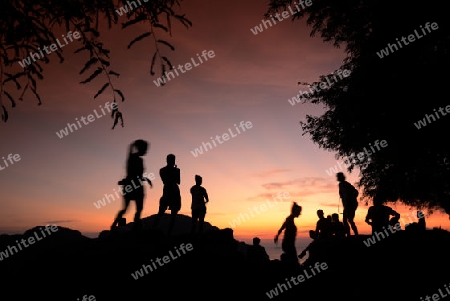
[152,154,181,236]
[336,172,359,236]
[111,139,152,231]
[190,175,209,234]
[274,202,302,266]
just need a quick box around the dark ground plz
[1,214,449,301]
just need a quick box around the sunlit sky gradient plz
[1,0,449,240]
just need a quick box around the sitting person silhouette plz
[152,154,181,236]
[309,209,333,239]
[365,195,401,234]
[247,237,270,262]
[111,139,152,231]
[330,213,346,237]
[405,210,426,231]
[299,209,333,259]
[417,210,426,230]
[274,202,302,266]
[190,174,209,234]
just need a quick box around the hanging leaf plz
[112,111,123,129]
[80,58,99,74]
[153,23,168,32]
[3,91,16,107]
[74,46,87,54]
[127,32,151,49]
[109,70,120,77]
[94,83,110,99]
[122,14,147,29]
[99,58,110,67]
[1,105,8,122]
[161,56,173,70]
[80,67,103,84]
[157,39,175,51]
[114,89,125,102]
[150,52,157,76]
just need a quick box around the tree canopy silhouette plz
[0,0,191,127]
[266,0,450,215]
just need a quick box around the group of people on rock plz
[108,140,426,264]
[274,172,426,265]
[110,139,210,235]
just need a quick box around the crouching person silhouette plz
[111,139,152,231]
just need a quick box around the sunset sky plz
[1,0,449,240]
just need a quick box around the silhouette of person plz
[299,210,333,259]
[417,210,426,230]
[310,209,333,239]
[330,213,346,238]
[247,237,270,263]
[337,172,359,236]
[190,174,209,234]
[274,202,302,265]
[365,195,400,234]
[111,139,152,231]
[406,210,426,231]
[152,154,181,235]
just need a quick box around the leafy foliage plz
[0,0,191,126]
[266,0,450,214]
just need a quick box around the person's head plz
[336,172,345,182]
[253,237,261,245]
[331,213,339,222]
[291,202,302,217]
[317,209,324,218]
[166,154,176,166]
[195,174,202,185]
[131,139,148,156]
[373,195,383,206]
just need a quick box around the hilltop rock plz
[0,216,449,301]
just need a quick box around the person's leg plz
[283,242,298,265]
[191,210,198,234]
[134,197,144,226]
[168,209,178,236]
[111,198,131,229]
[298,242,311,259]
[342,208,351,236]
[198,211,205,234]
[348,208,358,235]
[152,198,166,228]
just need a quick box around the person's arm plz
[391,209,400,219]
[204,188,209,203]
[274,220,287,243]
[315,220,320,234]
[144,177,153,187]
[365,209,372,225]
[159,168,165,184]
[176,168,180,185]
[338,183,345,199]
